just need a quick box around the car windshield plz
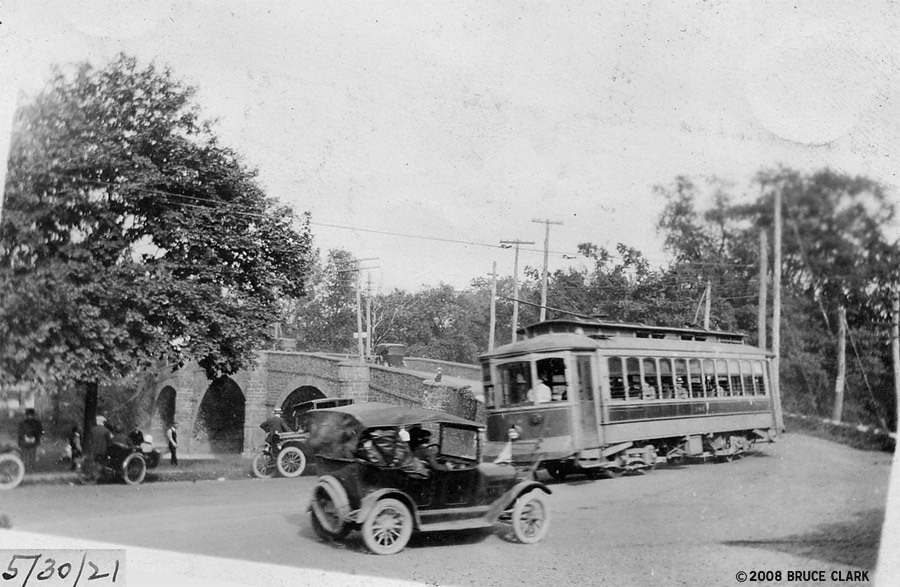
[440,425,479,461]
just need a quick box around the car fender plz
[484,480,551,523]
[353,488,420,528]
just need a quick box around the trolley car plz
[480,319,782,479]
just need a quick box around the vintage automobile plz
[0,446,25,490]
[253,398,354,479]
[306,402,551,555]
[82,435,159,485]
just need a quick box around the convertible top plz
[306,402,482,462]
[316,401,482,430]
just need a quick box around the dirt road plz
[0,432,891,586]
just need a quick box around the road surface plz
[0,433,891,586]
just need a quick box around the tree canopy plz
[1,54,312,393]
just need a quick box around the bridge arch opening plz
[150,386,176,442]
[280,385,326,411]
[193,377,245,454]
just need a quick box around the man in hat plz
[17,408,43,471]
[83,415,112,480]
[260,408,290,447]
[408,427,447,471]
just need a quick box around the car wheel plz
[252,451,276,478]
[310,478,351,540]
[511,491,549,544]
[362,498,413,555]
[121,453,146,485]
[276,446,307,478]
[0,453,25,490]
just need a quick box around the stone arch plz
[279,385,327,412]
[192,376,245,454]
[150,386,176,444]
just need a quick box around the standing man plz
[166,422,179,466]
[17,408,43,471]
[83,415,112,481]
[260,408,290,446]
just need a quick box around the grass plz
[785,413,896,453]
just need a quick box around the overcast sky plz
[2,1,898,292]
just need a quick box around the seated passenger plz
[642,384,657,400]
[527,378,552,403]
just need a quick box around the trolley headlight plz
[507,425,520,442]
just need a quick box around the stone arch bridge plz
[146,351,482,456]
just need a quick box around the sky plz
[1,1,898,293]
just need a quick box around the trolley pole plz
[532,218,562,322]
[500,239,534,343]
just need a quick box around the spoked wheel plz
[511,491,550,544]
[0,453,25,490]
[362,498,413,555]
[276,446,307,478]
[310,478,351,541]
[252,451,276,478]
[121,453,146,485]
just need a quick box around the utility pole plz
[500,239,534,343]
[488,261,498,351]
[772,189,784,431]
[832,306,847,423]
[703,280,712,330]
[336,258,378,363]
[758,230,768,350]
[366,272,373,359]
[892,290,899,427]
[532,218,563,322]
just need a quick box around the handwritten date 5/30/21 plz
[1,551,124,587]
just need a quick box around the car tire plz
[310,477,351,540]
[252,451,276,478]
[511,491,549,544]
[0,453,25,490]
[276,446,307,478]
[121,453,146,485]
[361,498,413,555]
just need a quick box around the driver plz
[409,428,447,471]
[261,408,290,446]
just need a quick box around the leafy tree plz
[283,248,359,353]
[1,54,312,432]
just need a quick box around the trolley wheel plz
[0,453,25,490]
[276,446,307,477]
[121,453,146,485]
[252,451,276,478]
[511,491,550,544]
[310,477,351,540]
[362,498,413,555]
[602,467,623,479]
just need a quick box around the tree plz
[283,248,359,353]
[655,168,900,429]
[1,54,312,431]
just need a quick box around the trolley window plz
[752,361,768,396]
[673,359,689,398]
[496,361,532,407]
[608,357,625,401]
[642,358,659,400]
[740,361,755,396]
[715,359,729,396]
[536,357,568,402]
[625,357,642,400]
[728,360,743,396]
[689,358,705,397]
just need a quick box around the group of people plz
[15,408,180,476]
